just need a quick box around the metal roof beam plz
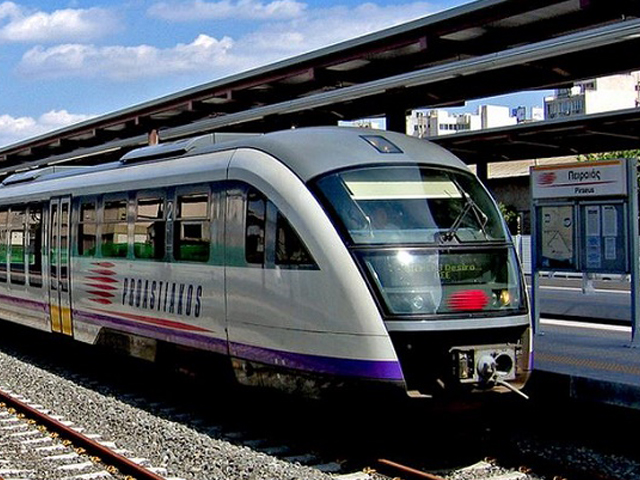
[158,19,640,138]
[584,129,640,141]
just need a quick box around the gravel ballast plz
[0,348,333,480]
[2,332,640,480]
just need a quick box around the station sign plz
[529,157,640,345]
[531,159,627,199]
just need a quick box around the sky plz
[0,0,548,147]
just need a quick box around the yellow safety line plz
[536,352,640,376]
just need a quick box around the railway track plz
[0,323,341,480]
[0,334,528,480]
[0,323,638,480]
[0,387,172,480]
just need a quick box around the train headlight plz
[499,289,511,306]
[411,295,425,310]
[491,289,513,308]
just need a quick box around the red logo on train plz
[84,262,118,305]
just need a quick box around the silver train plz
[0,127,531,398]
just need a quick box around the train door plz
[48,197,73,336]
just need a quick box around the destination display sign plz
[531,159,627,199]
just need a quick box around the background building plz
[512,105,544,123]
[408,104,518,138]
[348,71,640,142]
[545,72,640,120]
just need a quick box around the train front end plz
[311,137,532,398]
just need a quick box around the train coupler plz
[450,344,521,391]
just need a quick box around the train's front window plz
[355,247,525,315]
[314,166,507,245]
[314,166,526,318]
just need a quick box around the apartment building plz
[408,104,518,138]
[545,72,640,119]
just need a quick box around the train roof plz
[0,127,469,197]
[186,127,470,182]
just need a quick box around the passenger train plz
[0,127,531,398]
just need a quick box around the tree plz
[578,150,640,162]
[577,150,640,187]
[498,202,518,234]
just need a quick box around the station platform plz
[529,318,640,409]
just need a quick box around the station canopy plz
[2,0,640,174]
[431,107,640,165]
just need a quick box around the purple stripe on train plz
[0,291,403,382]
[0,293,48,313]
[76,308,403,381]
[74,309,228,354]
[230,342,404,380]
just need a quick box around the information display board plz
[580,202,627,273]
[530,158,640,345]
[532,160,629,274]
[537,204,576,271]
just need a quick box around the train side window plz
[135,196,165,260]
[27,205,42,288]
[59,201,70,290]
[50,203,58,289]
[0,209,7,283]
[246,189,266,265]
[174,192,210,262]
[210,187,225,264]
[78,201,97,256]
[9,207,25,285]
[275,213,315,267]
[102,198,129,258]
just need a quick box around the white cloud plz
[18,34,237,80]
[0,110,94,147]
[38,110,94,129]
[238,2,434,55]
[148,0,306,21]
[16,2,435,81]
[0,4,118,42]
[0,2,21,20]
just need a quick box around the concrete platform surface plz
[530,318,640,409]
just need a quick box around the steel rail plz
[0,387,166,480]
[378,458,449,480]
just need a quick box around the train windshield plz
[353,247,525,315]
[314,165,526,317]
[314,165,508,245]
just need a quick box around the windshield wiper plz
[349,198,374,237]
[441,179,488,243]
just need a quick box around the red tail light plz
[447,289,489,311]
